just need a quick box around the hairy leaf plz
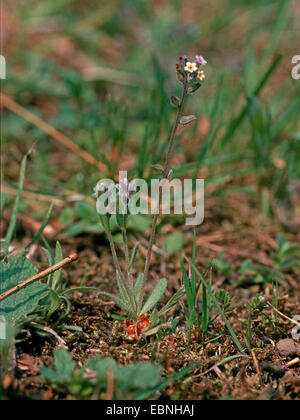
[98,291,136,319]
[140,278,167,316]
[134,274,143,306]
[0,256,48,326]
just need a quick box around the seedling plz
[246,293,281,348]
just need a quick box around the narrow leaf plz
[185,256,245,353]
[98,291,136,319]
[25,203,54,250]
[134,274,143,305]
[5,154,27,247]
[117,272,132,309]
[158,286,185,317]
[140,278,167,316]
[52,241,63,290]
[129,242,140,272]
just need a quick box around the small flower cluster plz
[92,176,137,215]
[92,181,114,198]
[249,293,267,314]
[92,178,137,200]
[176,55,207,91]
[116,178,137,205]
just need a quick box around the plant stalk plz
[137,78,188,314]
[122,215,133,289]
[106,228,136,312]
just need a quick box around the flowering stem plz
[137,77,188,315]
[122,214,133,289]
[106,227,136,313]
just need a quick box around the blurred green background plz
[2,0,300,236]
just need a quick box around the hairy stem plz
[106,228,136,312]
[122,214,133,289]
[137,78,188,314]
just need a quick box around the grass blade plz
[185,256,245,353]
[221,54,282,146]
[5,154,28,248]
[25,202,54,249]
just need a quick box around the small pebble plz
[276,339,300,357]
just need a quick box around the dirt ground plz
[3,192,300,400]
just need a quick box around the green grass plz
[3,1,299,210]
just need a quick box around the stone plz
[276,339,300,357]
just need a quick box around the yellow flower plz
[184,62,197,73]
[197,70,205,81]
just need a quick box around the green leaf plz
[185,257,245,354]
[180,259,194,311]
[40,347,75,384]
[86,356,117,381]
[117,273,132,309]
[64,221,104,236]
[25,203,54,250]
[52,241,63,290]
[47,289,61,318]
[136,363,197,400]
[164,232,183,254]
[98,214,110,233]
[0,256,48,326]
[116,210,125,229]
[134,274,143,306]
[86,356,162,396]
[54,347,75,380]
[158,286,185,317]
[117,363,162,393]
[140,278,167,316]
[5,154,27,248]
[127,215,152,232]
[59,206,75,228]
[76,201,98,223]
[212,294,245,353]
[97,291,136,319]
[129,242,140,272]
[221,54,282,146]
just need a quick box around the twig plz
[105,367,114,400]
[30,322,67,348]
[0,93,105,172]
[266,301,300,327]
[286,358,299,369]
[193,354,249,378]
[0,253,78,302]
[251,349,262,384]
